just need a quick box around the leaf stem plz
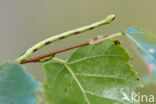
[52,58,66,64]
[19,32,122,64]
[15,15,115,63]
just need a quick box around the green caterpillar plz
[16,14,115,63]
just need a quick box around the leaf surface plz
[44,40,140,104]
[125,27,156,84]
[0,62,40,104]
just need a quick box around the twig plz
[20,41,89,64]
[20,33,122,64]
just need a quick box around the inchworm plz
[16,14,115,63]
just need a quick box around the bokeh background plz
[0,0,156,103]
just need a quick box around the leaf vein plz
[65,64,90,104]
[68,55,126,64]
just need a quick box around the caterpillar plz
[16,14,115,63]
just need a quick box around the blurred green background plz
[0,0,156,103]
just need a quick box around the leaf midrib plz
[64,63,90,104]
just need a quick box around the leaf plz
[44,40,140,104]
[0,62,40,104]
[125,27,156,84]
[125,27,156,44]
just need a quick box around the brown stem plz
[20,32,122,64]
[20,41,89,64]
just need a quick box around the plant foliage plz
[0,62,40,104]
[125,27,156,84]
[44,40,140,104]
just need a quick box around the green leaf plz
[125,26,156,44]
[125,27,156,84]
[0,62,40,104]
[44,40,140,104]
